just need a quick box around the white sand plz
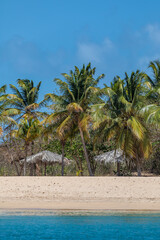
[1,176,160,211]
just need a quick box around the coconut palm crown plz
[6,79,44,121]
[93,75,151,176]
[0,85,17,136]
[45,63,105,176]
[141,61,160,125]
[146,60,160,87]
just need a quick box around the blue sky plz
[1,0,160,100]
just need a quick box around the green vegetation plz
[0,61,160,176]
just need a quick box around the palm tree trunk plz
[136,151,141,176]
[30,141,34,176]
[77,152,83,176]
[117,161,120,176]
[13,161,20,176]
[79,126,93,176]
[137,160,141,176]
[24,161,26,176]
[44,163,47,176]
[61,141,65,176]
[24,144,28,176]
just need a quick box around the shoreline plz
[1,198,160,211]
[1,176,160,211]
[1,209,160,216]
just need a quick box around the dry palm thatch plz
[94,149,125,164]
[21,150,71,165]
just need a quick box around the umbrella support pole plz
[44,163,46,176]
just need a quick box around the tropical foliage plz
[0,60,160,176]
[5,79,45,121]
[44,63,104,176]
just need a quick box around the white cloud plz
[136,24,160,69]
[77,38,114,63]
[146,24,160,44]
[77,24,160,78]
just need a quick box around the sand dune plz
[1,176,160,210]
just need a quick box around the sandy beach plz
[0,176,160,211]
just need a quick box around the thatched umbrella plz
[94,150,125,175]
[94,149,124,163]
[21,150,71,175]
[23,150,70,164]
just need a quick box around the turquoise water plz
[0,213,160,239]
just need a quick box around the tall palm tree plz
[93,76,151,176]
[45,63,105,176]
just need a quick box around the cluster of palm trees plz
[0,61,160,176]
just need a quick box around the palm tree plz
[123,70,146,103]
[6,79,45,121]
[141,88,160,125]
[146,60,160,87]
[0,85,16,135]
[93,76,151,176]
[141,60,160,125]
[11,117,41,175]
[45,63,105,176]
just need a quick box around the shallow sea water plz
[0,211,160,240]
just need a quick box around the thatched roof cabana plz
[21,150,71,165]
[94,149,125,164]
